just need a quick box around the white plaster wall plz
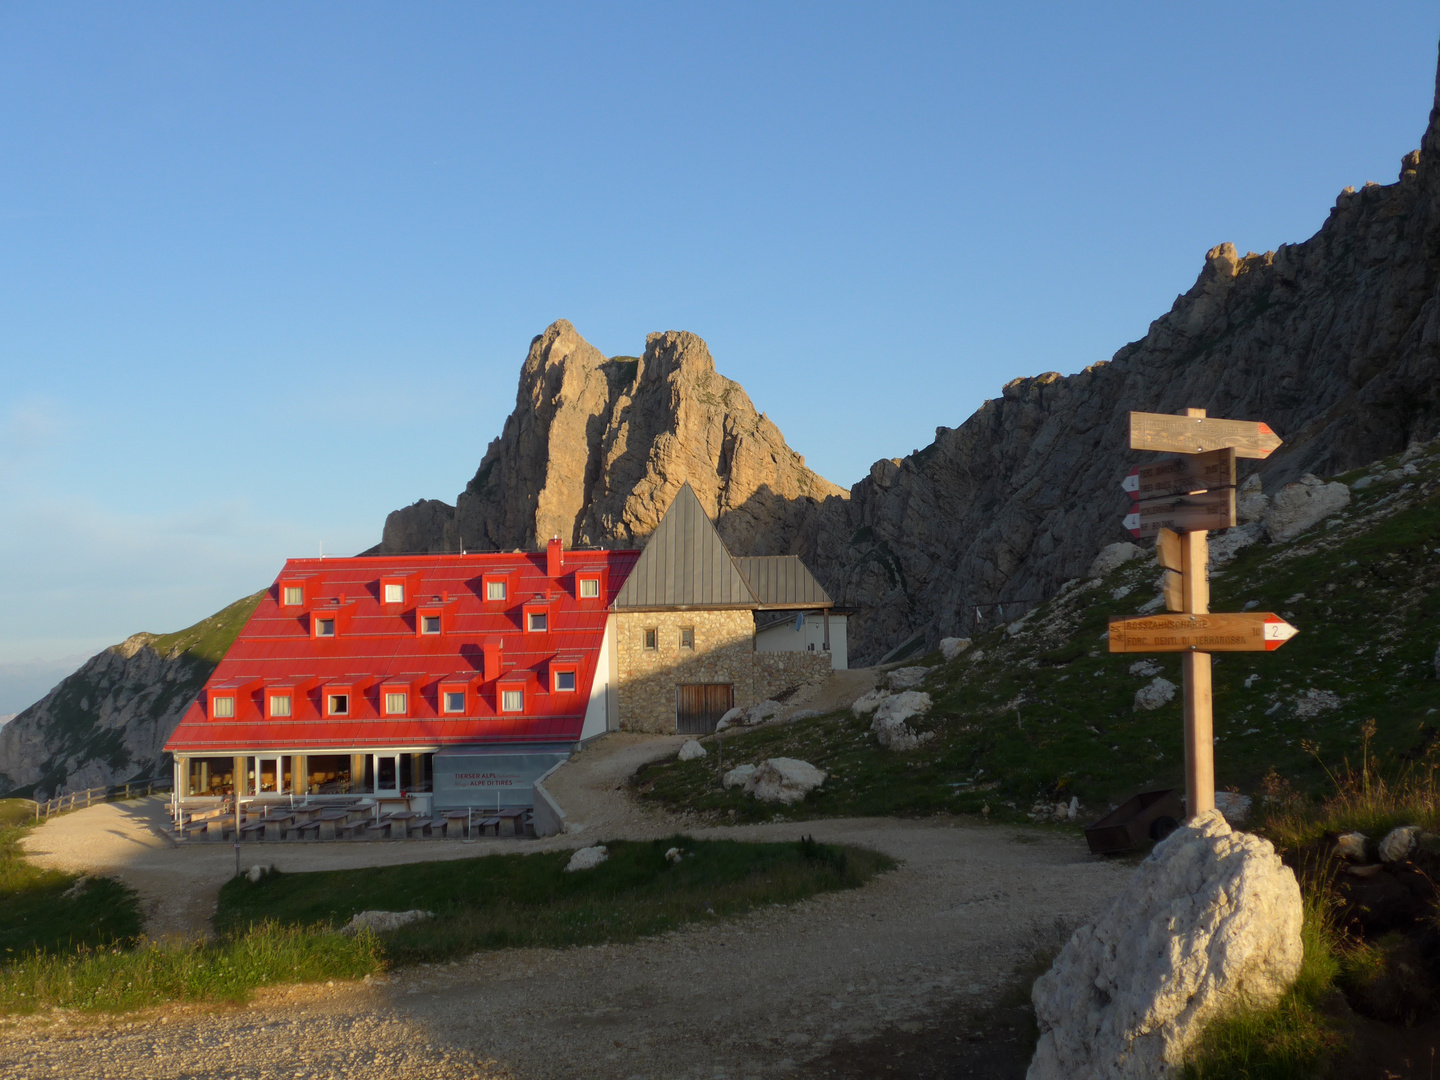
[581,615,615,741]
[755,613,847,669]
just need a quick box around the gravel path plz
[5,727,1132,1080]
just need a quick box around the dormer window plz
[501,689,523,712]
[327,693,349,716]
[270,694,291,718]
[421,615,441,635]
[528,611,548,632]
[444,691,465,713]
[486,580,507,601]
[554,670,576,692]
[316,618,336,637]
[282,586,303,606]
[213,696,234,718]
[384,692,406,715]
[578,577,599,599]
[384,583,404,604]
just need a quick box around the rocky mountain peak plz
[379,321,845,558]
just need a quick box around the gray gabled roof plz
[612,484,758,609]
[734,556,833,608]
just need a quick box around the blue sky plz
[1,3,1437,711]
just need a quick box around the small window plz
[282,586,303,606]
[270,694,291,718]
[679,626,695,649]
[327,693,349,716]
[528,611,548,632]
[421,615,441,635]
[501,689,523,712]
[578,578,599,598]
[643,627,657,650]
[383,583,404,604]
[554,670,576,692]
[444,691,465,713]
[316,618,336,637]
[384,692,406,715]
[486,580,507,601]
[212,696,234,718]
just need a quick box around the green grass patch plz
[0,923,383,1014]
[0,800,36,827]
[0,824,143,962]
[216,835,893,963]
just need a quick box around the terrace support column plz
[233,755,247,797]
[352,754,367,794]
[293,755,307,796]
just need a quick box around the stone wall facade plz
[615,610,835,732]
[754,650,833,701]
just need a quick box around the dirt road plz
[5,729,1130,1080]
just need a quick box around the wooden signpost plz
[1110,408,1296,822]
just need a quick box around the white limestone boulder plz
[340,909,434,936]
[1379,826,1420,864]
[1292,689,1340,718]
[678,739,707,761]
[564,845,609,872]
[715,706,746,732]
[1214,791,1252,825]
[1028,810,1303,1080]
[1334,832,1368,861]
[1263,473,1351,543]
[722,764,757,790]
[851,688,891,717]
[939,637,972,661]
[744,758,826,804]
[871,691,933,751]
[1236,473,1267,523]
[886,666,929,690]
[1134,677,1176,711]
[1128,659,1161,678]
[1088,542,1143,579]
[747,699,783,724]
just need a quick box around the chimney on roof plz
[482,639,504,681]
[547,536,564,578]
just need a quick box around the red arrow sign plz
[1108,613,1299,653]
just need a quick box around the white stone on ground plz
[246,864,274,883]
[744,758,826,804]
[1208,521,1264,566]
[1334,832,1368,861]
[564,845,609,872]
[1028,810,1303,1080]
[677,739,707,761]
[1292,689,1340,718]
[1262,473,1351,543]
[1379,826,1419,864]
[340,909,433,936]
[664,846,683,864]
[1128,659,1161,678]
[870,691,933,751]
[1087,542,1143,578]
[851,688,891,717]
[722,764,757,790]
[1133,677,1176,711]
[886,667,928,690]
[1214,792,1252,824]
[715,706,745,732]
[939,637,972,661]
[746,700,783,724]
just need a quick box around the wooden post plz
[1180,408,1215,821]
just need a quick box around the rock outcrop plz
[1029,810,1303,1079]
[379,322,845,558]
[0,593,263,799]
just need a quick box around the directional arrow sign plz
[1122,488,1237,538]
[1129,412,1282,459]
[1108,613,1299,653]
[1122,447,1237,501]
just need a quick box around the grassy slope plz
[2,590,264,798]
[637,446,1440,824]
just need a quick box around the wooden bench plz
[238,820,268,841]
[495,807,528,837]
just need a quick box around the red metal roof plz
[165,548,639,754]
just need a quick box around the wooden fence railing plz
[33,777,173,821]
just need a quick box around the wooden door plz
[675,683,734,735]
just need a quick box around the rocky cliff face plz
[0,593,262,799]
[381,321,845,557]
[804,77,1440,661]
[380,48,1440,665]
